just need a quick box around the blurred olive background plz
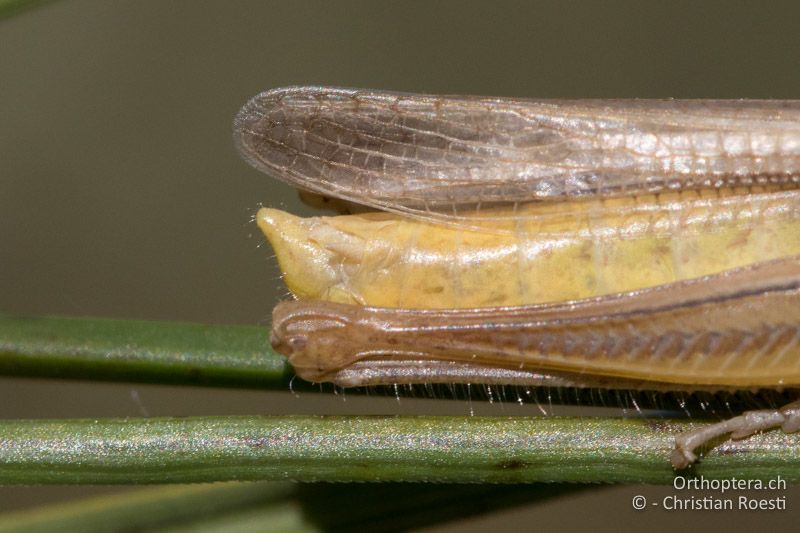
[2,0,800,530]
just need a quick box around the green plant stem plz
[0,483,299,533]
[0,0,53,19]
[0,482,585,533]
[1,416,799,484]
[0,315,292,389]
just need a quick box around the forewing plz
[234,86,800,225]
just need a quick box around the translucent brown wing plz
[234,86,800,225]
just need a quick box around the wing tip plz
[233,86,366,177]
[233,85,358,130]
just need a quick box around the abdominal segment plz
[259,188,800,309]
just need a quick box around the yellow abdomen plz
[258,187,800,309]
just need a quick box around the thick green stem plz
[0,315,292,389]
[1,416,799,484]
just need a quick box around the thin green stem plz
[0,0,53,19]
[1,416,799,484]
[0,483,298,533]
[0,315,292,389]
